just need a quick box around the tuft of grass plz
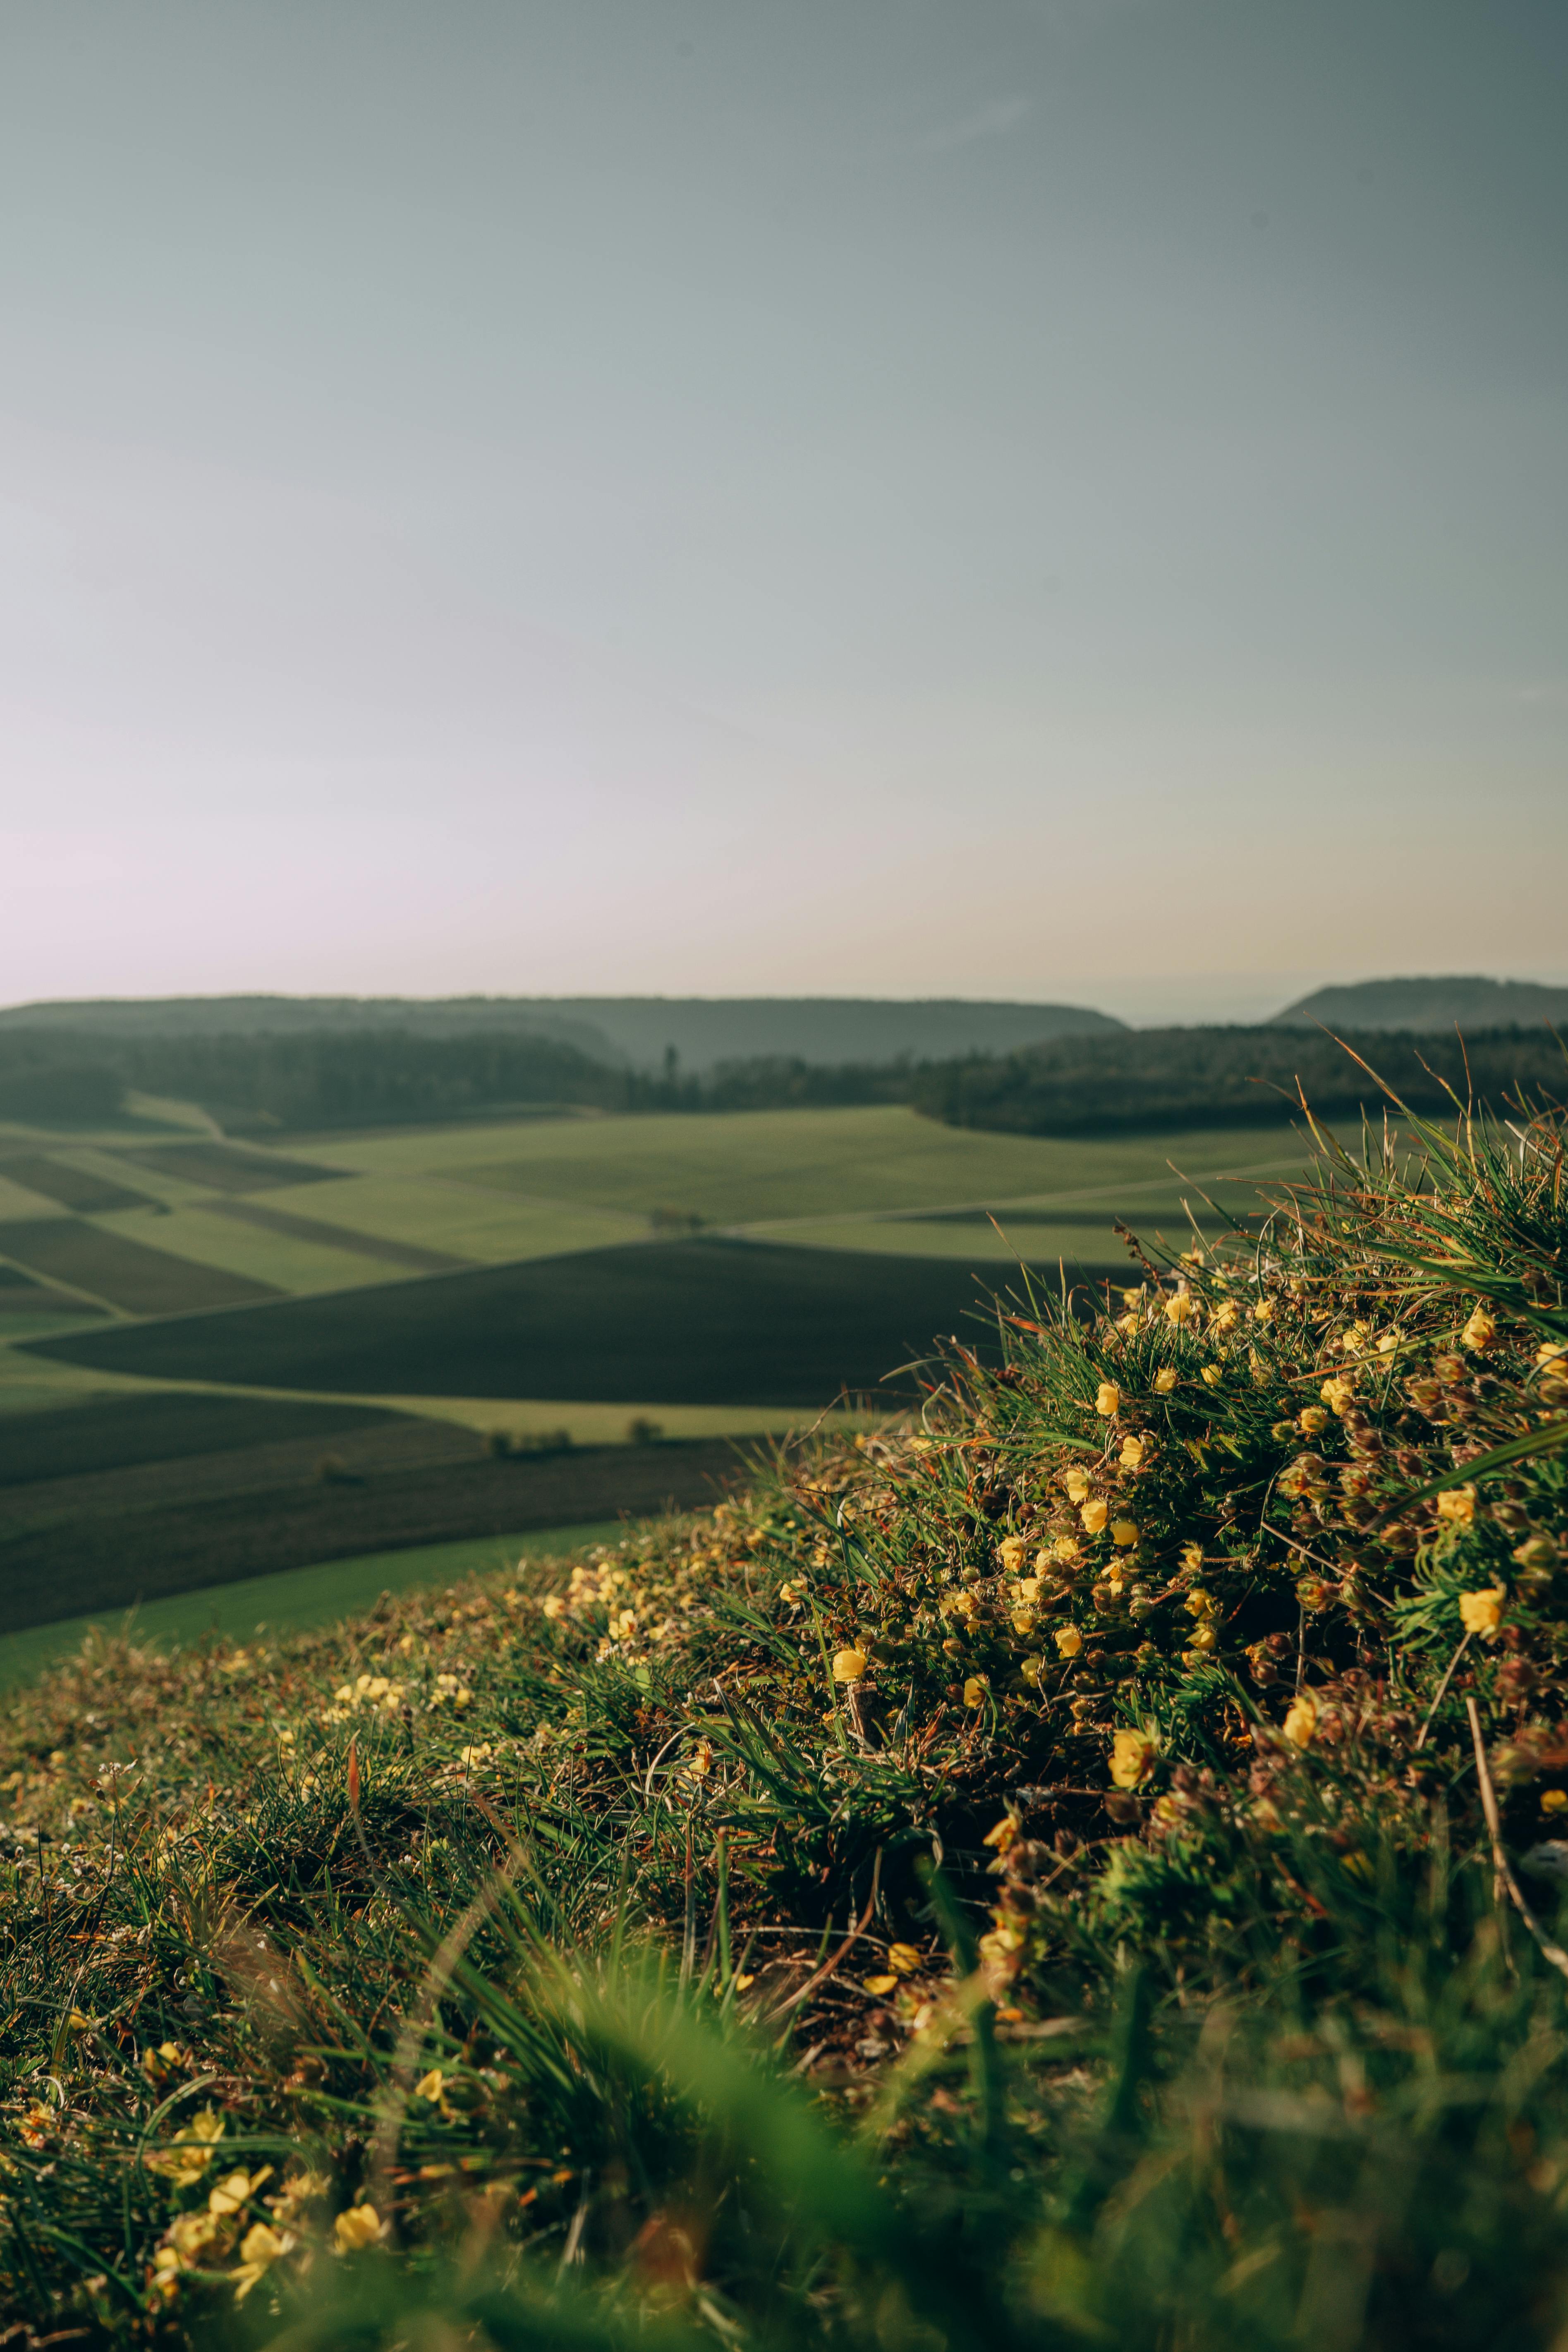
[2,1082,1567,2345]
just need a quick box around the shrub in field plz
[2,1085,1566,2347]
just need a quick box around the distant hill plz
[0,994,1125,1072]
[1274,977,1568,1032]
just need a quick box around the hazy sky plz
[3,0,1564,1023]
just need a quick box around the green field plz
[0,1099,1316,1648]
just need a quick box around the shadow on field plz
[21,1236,1086,1405]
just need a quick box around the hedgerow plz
[2,1081,1567,2348]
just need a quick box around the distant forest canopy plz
[910,1026,1568,1138]
[0,988,1562,1139]
[0,992,1123,1072]
[1274,975,1568,1030]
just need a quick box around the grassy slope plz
[2,1099,1566,2346]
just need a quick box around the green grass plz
[0,1517,625,1689]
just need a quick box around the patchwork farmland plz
[0,1100,1314,1645]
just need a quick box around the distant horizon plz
[6,968,1568,1033]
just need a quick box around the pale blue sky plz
[2,0,1564,1021]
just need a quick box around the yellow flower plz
[1063,1468,1093,1504]
[1119,1435,1146,1469]
[232,2222,293,2302]
[1320,1376,1355,1416]
[1297,1406,1329,1435]
[1154,1368,1179,1394]
[863,1974,898,1996]
[1054,1625,1083,1657]
[832,1648,868,1683]
[1110,1729,1154,1789]
[209,2167,271,2219]
[1051,1535,1083,1565]
[1283,1693,1318,1748]
[1458,1585,1505,1638]
[1111,1518,1139,1549]
[333,2205,385,2255]
[414,2069,445,2103]
[983,1816,1019,1851]
[1095,1383,1121,1417]
[1016,1575,1041,1603]
[1012,1610,1038,1636]
[1252,1296,1275,1322]
[886,1942,923,1974]
[1184,1588,1214,1617]
[997,1534,1028,1574]
[167,2211,220,2262]
[778,1578,805,1606]
[962,1675,989,1708]
[1201,1364,1224,1389]
[1165,1291,1195,1325]
[540,1595,566,1621]
[1436,1486,1477,1528]
[1187,1622,1218,1653]
[147,2107,225,2184]
[1180,1542,1204,1573]
[1462,1303,1499,1352]
[1210,1300,1241,1336]
[1080,1499,1109,1535]
[1543,1789,1568,1815]
[689,1739,713,1777]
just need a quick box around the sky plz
[2,0,1565,1026]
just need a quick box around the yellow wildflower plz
[1054,1625,1083,1658]
[1320,1376,1355,1416]
[832,1648,868,1684]
[148,2107,225,2185]
[1201,1363,1224,1389]
[540,1595,566,1621]
[1184,1588,1214,1617]
[1166,1291,1195,1325]
[1544,1790,1568,1815]
[210,2167,271,2220]
[1063,1468,1093,1504]
[1180,1542,1204,1572]
[232,2221,294,2302]
[689,1739,713,1777]
[1154,1367,1179,1393]
[982,1816,1019,1852]
[1110,1729,1154,1789]
[1080,1499,1109,1535]
[1095,1382,1121,1417]
[1016,1575,1041,1603]
[1210,1300,1241,1336]
[1111,1518,1139,1548]
[778,1578,805,1606]
[1051,1535,1082,1566]
[997,1534,1028,1574]
[1298,1406,1329,1435]
[1253,1296,1275,1322]
[863,1975,898,1997]
[1187,1622,1218,1653]
[1283,1692,1318,1748]
[1436,1487,1477,1528]
[414,2069,445,2103]
[1120,1435,1146,1469]
[1458,1586,1505,1638]
[1462,1303,1499,1352]
[333,2205,386,2254]
[962,1675,989,1708]
[887,1942,923,1974]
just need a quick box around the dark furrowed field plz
[118,1140,349,1190]
[0,1218,280,1313]
[24,1235,1048,1405]
[0,1392,400,1487]
[0,1425,748,1633]
[0,1154,155,1213]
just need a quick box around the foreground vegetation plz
[2,1080,1567,2346]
